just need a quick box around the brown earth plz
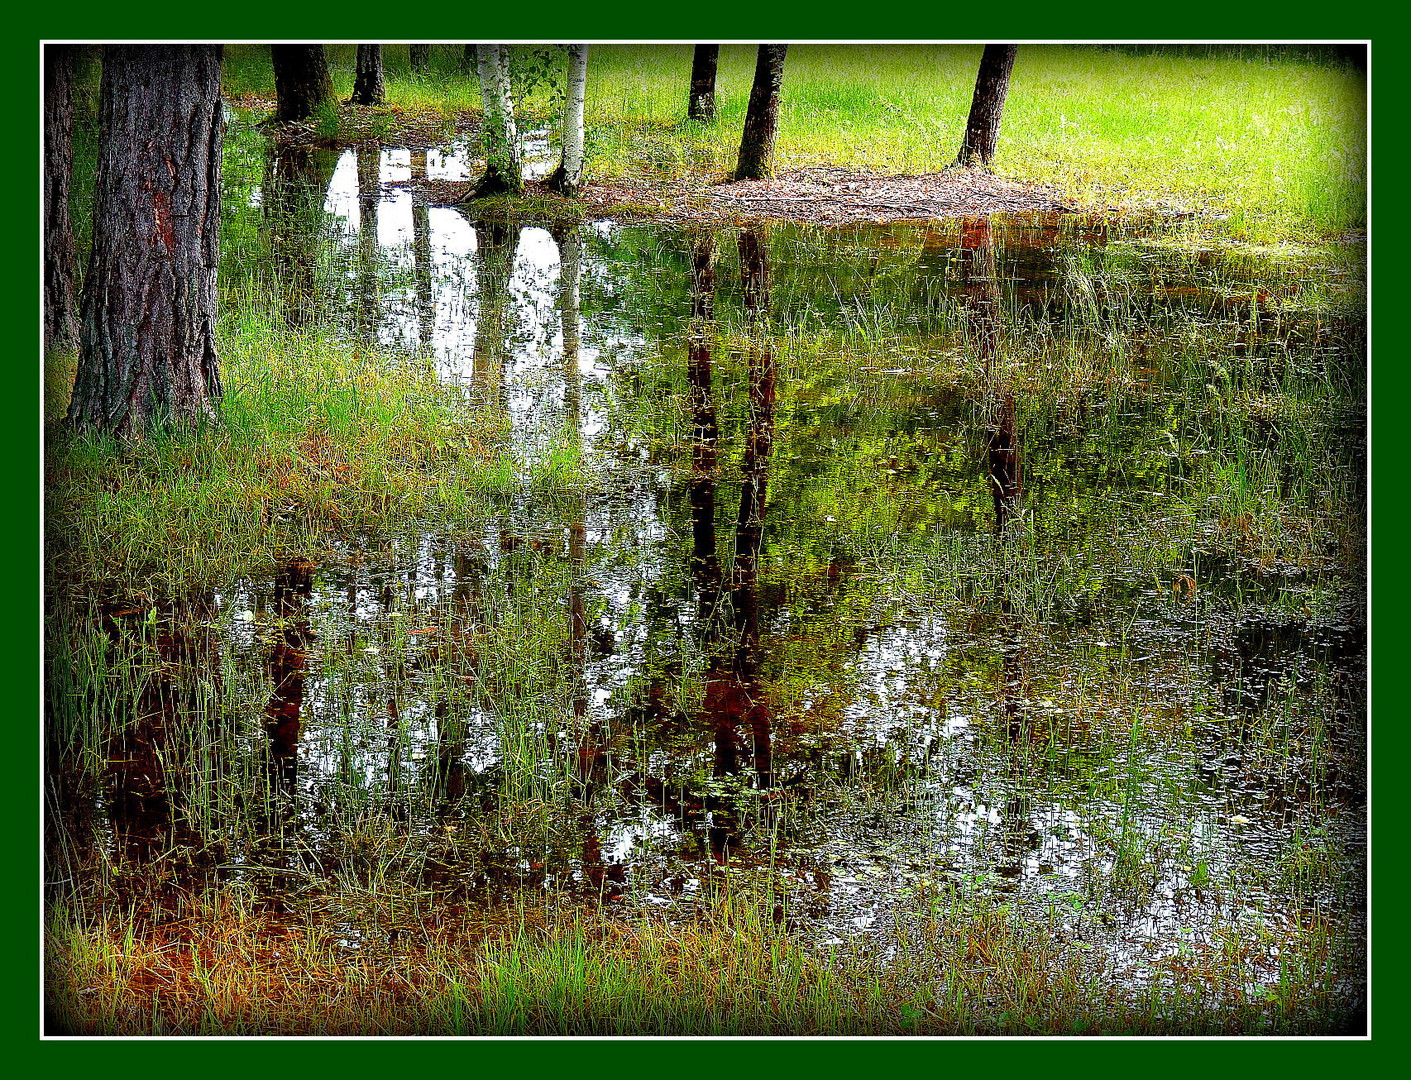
[417,165,1079,226]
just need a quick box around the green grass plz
[221,43,1364,246]
[46,880,1361,1035]
[44,306,540,592]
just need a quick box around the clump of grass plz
[46,883,1362,1035]
[44,314,543,592]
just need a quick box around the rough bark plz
[472,44,523,197]
[688,44,719,122]
[351,44,386,106]
[271,45,334,124]
[44,44,81,354]
[546,45,588,196]
[409,44,431,75]
[955,45,1018,168]
[66,45,225,437]
[733,45,787,181]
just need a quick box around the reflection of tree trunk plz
[264,560,313,827]
[686,233,722,624]
[961,218,1022,535]
[410,149,435,350]
[731,229,775,790]
[108,593,218,864]
[701,229,777,859]
[265,145,337,330]
[688,45,720,122]
[552,223,603,798]
[355,145,381,339]
[470,221,518,405]
[988,392,1022,534]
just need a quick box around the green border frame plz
[13,3,1392,1072]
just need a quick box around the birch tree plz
[546,44,588,197]
[472,44,523,197]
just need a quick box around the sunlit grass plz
[213,43,1364,246]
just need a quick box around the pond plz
[46,135,1368,1032]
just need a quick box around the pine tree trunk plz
[271,45,334,123]
[409,44,431,76]
[473,44,522,197]
[67,45,225,437]
[44,44,80,354]
[733,45,787,181]
[688,45,719,122]
[955,45,1018,168]
[351,45,386,106]
[546,45,588,196]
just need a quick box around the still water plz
[51,140,1368,1016]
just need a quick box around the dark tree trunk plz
[955,45,1018,168]
[688,44,719,122]
[66,45,224,438]
[271,45,334,123]
[409,44,431,75]
[351,44,386,106]
[44,44,80,354]
[733,45,787,181]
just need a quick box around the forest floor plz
[417,166,1082,225]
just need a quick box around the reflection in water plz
[702,230,778,858]
[105,593,218,863]
[264,145,337,329]
[355,146,382,340]
[264,559,314,834]
[52,173,1366,1018]
[410,149,434,350]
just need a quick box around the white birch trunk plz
[549,44,589,196]
[474,43,522,195]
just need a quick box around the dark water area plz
[47,137,1367,1016]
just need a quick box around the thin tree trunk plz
[688,44,719,122]
[546,45,588,196]
[44,44,80,354]
[955,45,1018,168]
[271,45,334,123]
[351,44,385,106]
[409,44,431,76]
[733,45,787,181]
[472,44,522,197]
[67,45,225,437]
